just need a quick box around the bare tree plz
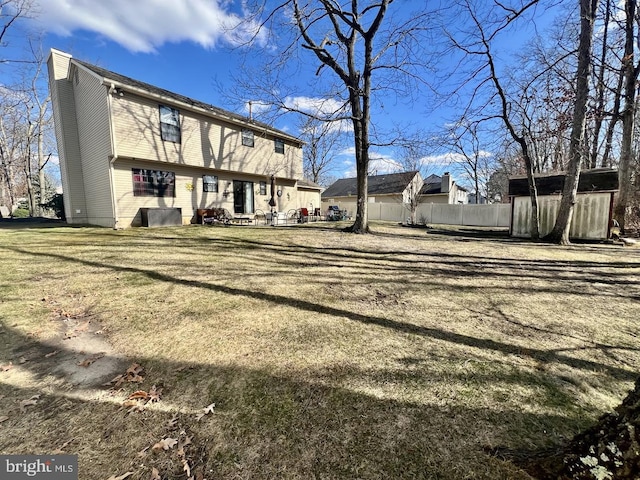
[0,37,53,216]
[298,115,346,186]
[612,0,640,234]
[236,1,439,233]
[545,0,597,244]
[449,0,542,239]
[0,0,35,62]
[446,120,494,203]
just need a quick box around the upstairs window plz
[203,175,218,193]
[274,138,285,154]
[132,168,175,197]
[159,105,181,143]
[242,129,254,147]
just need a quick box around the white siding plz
[47,51,88,224]
[512,193,612,240]
[73,65,114,226]
[110,92,303,179]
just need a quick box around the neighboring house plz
[47,49,316,228]
[420,173,468,204]
[467,193,487,204]
[509,168,618,240]
[321,171,423,207]
[321,170,469,211]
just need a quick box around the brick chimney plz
[441,172,452,194]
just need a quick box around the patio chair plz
[299,207,309,223]
[254,209,267,225]
[286,209,298,224]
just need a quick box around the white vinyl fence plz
[321,201,511,228]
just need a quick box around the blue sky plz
[5,0,561,187]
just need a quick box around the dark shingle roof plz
[322,171,418,198]
[72,59,300,144]
[508,168,619,196]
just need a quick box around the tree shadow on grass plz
[0,321,607,480]
[2,245,638,383]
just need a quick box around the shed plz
[509,169,619,240]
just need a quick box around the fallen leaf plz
[0,363,13,372]
[152,437,177,451]
[150,467,161,480]
[44,350,59,358]
[126,363,144,376]
[122,399,139,408]
[18,357,27,364]
[182,457,191,477]
[0,415,9,423]
[77,352,105,367]
[105,472,133,480]
[127,390,150,401]
[103,374,125,387]
[148,385,162,403]
[19,394,40,412]
[197,402,215,420]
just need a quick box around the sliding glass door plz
[233,180,254,214]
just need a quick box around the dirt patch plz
[8,317,127,389]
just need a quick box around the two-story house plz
[47,49,315,228]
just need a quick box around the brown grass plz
[1,221,639,479]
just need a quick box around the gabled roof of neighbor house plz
[321,171,419,198]
[421,174,443,195]
[420,173,468,195]
[68,55,302,145]
[508,168,619,196]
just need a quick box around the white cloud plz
[338,148,402,178]
[32,0,266,53]
[420,150,492,167]
[283,96,347,117]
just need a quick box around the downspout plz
[107,83,120,229]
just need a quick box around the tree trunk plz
[544,0,596,245]
[526,376,640,479]
[613,0,637,234]
[589,0,611,169]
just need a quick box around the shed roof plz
[508,169,619,196]
[321,171,419,198]
[297,179,323,191]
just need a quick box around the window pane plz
[259,181,266,195]
[275,138,284,154]
[203,175,218,193]
[160,106,179,126]
[242,129,254,147]
[132,168,175,197]
[160,106,181,143]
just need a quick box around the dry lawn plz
[0,220,639,479]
